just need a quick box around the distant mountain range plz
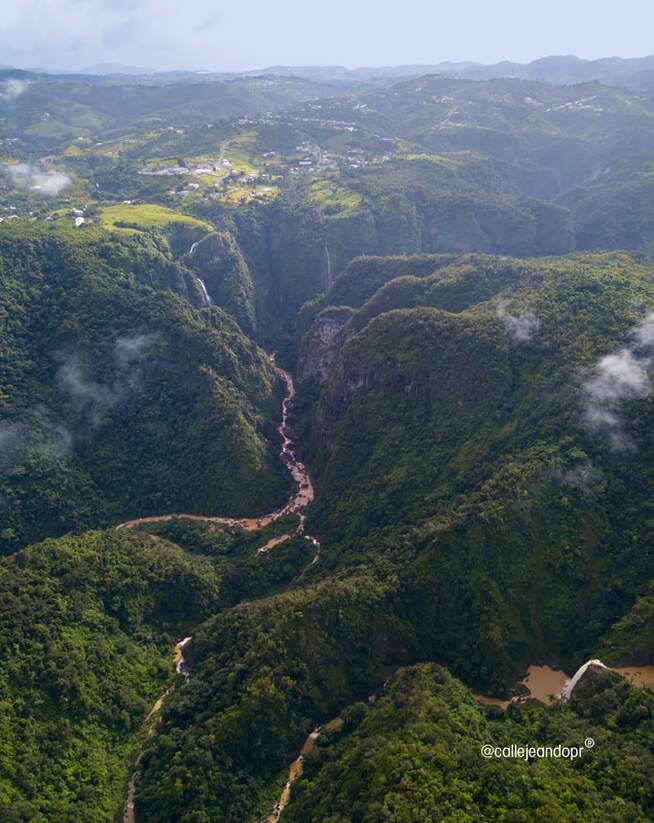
[0,54,653,97]
[252,54,654,94]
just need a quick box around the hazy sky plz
[2,0,654,72]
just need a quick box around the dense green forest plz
[0,223,290,553]
[0,64,653,823]
[286,663,654,822]
[0,528,221,822]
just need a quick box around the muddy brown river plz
[118,357,653,820]
[120,359,320,822]
[116,358,317,539]
[474,661,654,710]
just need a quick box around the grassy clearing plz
[99,203,212,232]
[308,179,363,217]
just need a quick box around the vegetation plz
[98,203,212,233]
[286,663,654,823]
[1,67,654,823]
[0,222,290,553]
[0,529,221,823]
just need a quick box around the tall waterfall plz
[197,278,213,305]
[324,240,333,286]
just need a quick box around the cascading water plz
[175,637,192,675]
[562,659,607,701]
[186,242,213,305]
[324,240,333,286]
[197,278,214,305]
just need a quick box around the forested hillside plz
[0,65,653,823]
[0,223,290,553]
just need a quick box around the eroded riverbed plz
[116,359,316,539]
[121,358,320,821]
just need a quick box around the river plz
[474,660,654,709]
[118,356,653,818]
[116,357,320,563]
[120,358,320,822]
[123,637,192,823]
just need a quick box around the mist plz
[0,79,30,102]
[58,333,158,426]
[4,164,71,196]
[497,301,540,342]
[582,312,654,449]
[3,0,654,72]
[0,407,72,470]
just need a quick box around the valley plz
[0,61,653,823]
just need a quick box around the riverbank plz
[120,358,321,821]
[474,661,654,710]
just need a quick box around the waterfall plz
[175,636,192,675]
[188,241,212,304]
[324,240,332,286]
[197,277,213,306]
[562,659,607,701]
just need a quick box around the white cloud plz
[114,333,156,364]
[4,163,71,196]
[0,406,71,469]
[58,333,157,426]
[632,311,654,349]
[497,301,540,342]
[582,324,652,450]
[0,79,30,102]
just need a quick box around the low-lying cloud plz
[0,406,72,470]
[582,312,654,450]
[0,78,30,102]
[58,355,118,426]
[552,457,598,487]
[632,312,654,348]
[58,333,157,426]
[115,333,156,364]
[497,301,540,342]
[4,163,71,196]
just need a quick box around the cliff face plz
[233,190,574,337]
[187,231,257,336]
[298,307,355,384]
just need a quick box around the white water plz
[324,240,333,286]
[175,636,192,675]
[186,241,213,305]
[562,658,607,701]
[197,277,214,305]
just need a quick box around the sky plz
[2,0,654,73]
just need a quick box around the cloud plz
[582,313,654,450]
[58,333,157,426]
[58,354,117,416]
[631,311,654,349]
[114,332,157,364]
[193,11,224,33]
[552,457,598,487]
[4,163,71,196]
[0,406,72,470]
[0,78,30,102]
[497,301,540,342]
[0,0,229,70]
